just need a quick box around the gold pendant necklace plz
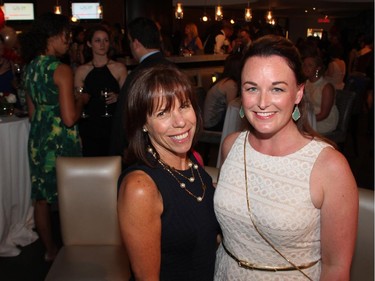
[147,146,206,202]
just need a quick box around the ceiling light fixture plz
[175,2,183,19]
[54,0,62,14]
[265,10,276,25]
[266,10,273,22]
[244,2,252,22]
[201,12,209,22]
[201,1,210,23]
[97,4,103,18]
[215,5,223,21]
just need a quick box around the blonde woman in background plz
[179,23,204,56]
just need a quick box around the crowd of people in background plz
[3,15,372,137]
[0,10,373,280]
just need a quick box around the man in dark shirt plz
[109,17,175,161]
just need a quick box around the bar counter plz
[121,54,228,91]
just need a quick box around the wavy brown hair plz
[242,34,336,147]
[124,64,202,166]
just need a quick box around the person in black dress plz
[74,25,127,156]
[117,65,220,281]
[109,17,175,160]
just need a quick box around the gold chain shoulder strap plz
[243,131,314,281]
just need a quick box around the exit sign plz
[318,18,330,23]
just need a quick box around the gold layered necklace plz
[147,147,206,202]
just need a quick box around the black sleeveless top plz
[78,64,119,155]
[120,152,220,281]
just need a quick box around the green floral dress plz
[24,55,81,203]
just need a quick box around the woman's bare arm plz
[118,170,164,281]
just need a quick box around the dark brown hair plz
[124,64,202,166]
[19,13,70,63]
[242,35,335,146]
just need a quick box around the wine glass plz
[101,88,112,117]
[76,87,89,118]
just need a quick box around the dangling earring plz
[239,106,245,119]
[315,69,319,78]
[142,127,148,132]
[292,105,301,121]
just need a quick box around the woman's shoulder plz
[217,78,237,92]
[221,131,242,160]
[75,62,93,72]
[108,60,127,73]
[35,56,60,69]
[322,78,335,92]
[118,169,162,211]
[119,169,157,195]
[74,62,94,79]
[220,78,237,87]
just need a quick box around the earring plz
[142,127,148,132]
[315,69,319,78]
[239,106,245,119]
[292,105,301,121]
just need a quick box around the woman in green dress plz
[20,13,90,261]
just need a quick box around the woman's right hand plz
[80,92,90,105]
[74,87,90,105]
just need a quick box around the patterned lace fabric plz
[214,131,331,280]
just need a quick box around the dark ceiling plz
[174,0,374,19]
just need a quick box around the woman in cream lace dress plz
[214,35,358,281]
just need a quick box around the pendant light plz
[175,2,183,19]
[244,2,252,22]
[266,10,273,23]
[54,0,62,14]
[201,1,210,23]
[215,5,223,21]
[97,4,103,19]
[201,12,209,22]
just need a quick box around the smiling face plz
[241,55,304,138]
[144,95,197,160]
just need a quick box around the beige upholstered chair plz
[45,156,130,281]
[204,166,219,186]
[350,187,374,281]
[322,90,357,147]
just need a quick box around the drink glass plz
[101,89,112,117]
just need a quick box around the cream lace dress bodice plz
[214,132,331,280]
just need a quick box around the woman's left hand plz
[105,92,118,104]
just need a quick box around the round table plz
[0,115,38,256]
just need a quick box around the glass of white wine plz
[101,88,112,117]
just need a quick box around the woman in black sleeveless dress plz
[118,65,220,281]
[74,25,127,156]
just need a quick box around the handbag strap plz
[243,131,314,281]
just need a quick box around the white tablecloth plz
[0,115,38,256]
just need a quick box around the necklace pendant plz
[196,196,203,202]
[189,177,195,182]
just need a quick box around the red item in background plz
[0,9,4,29]
[3,48,19,62]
